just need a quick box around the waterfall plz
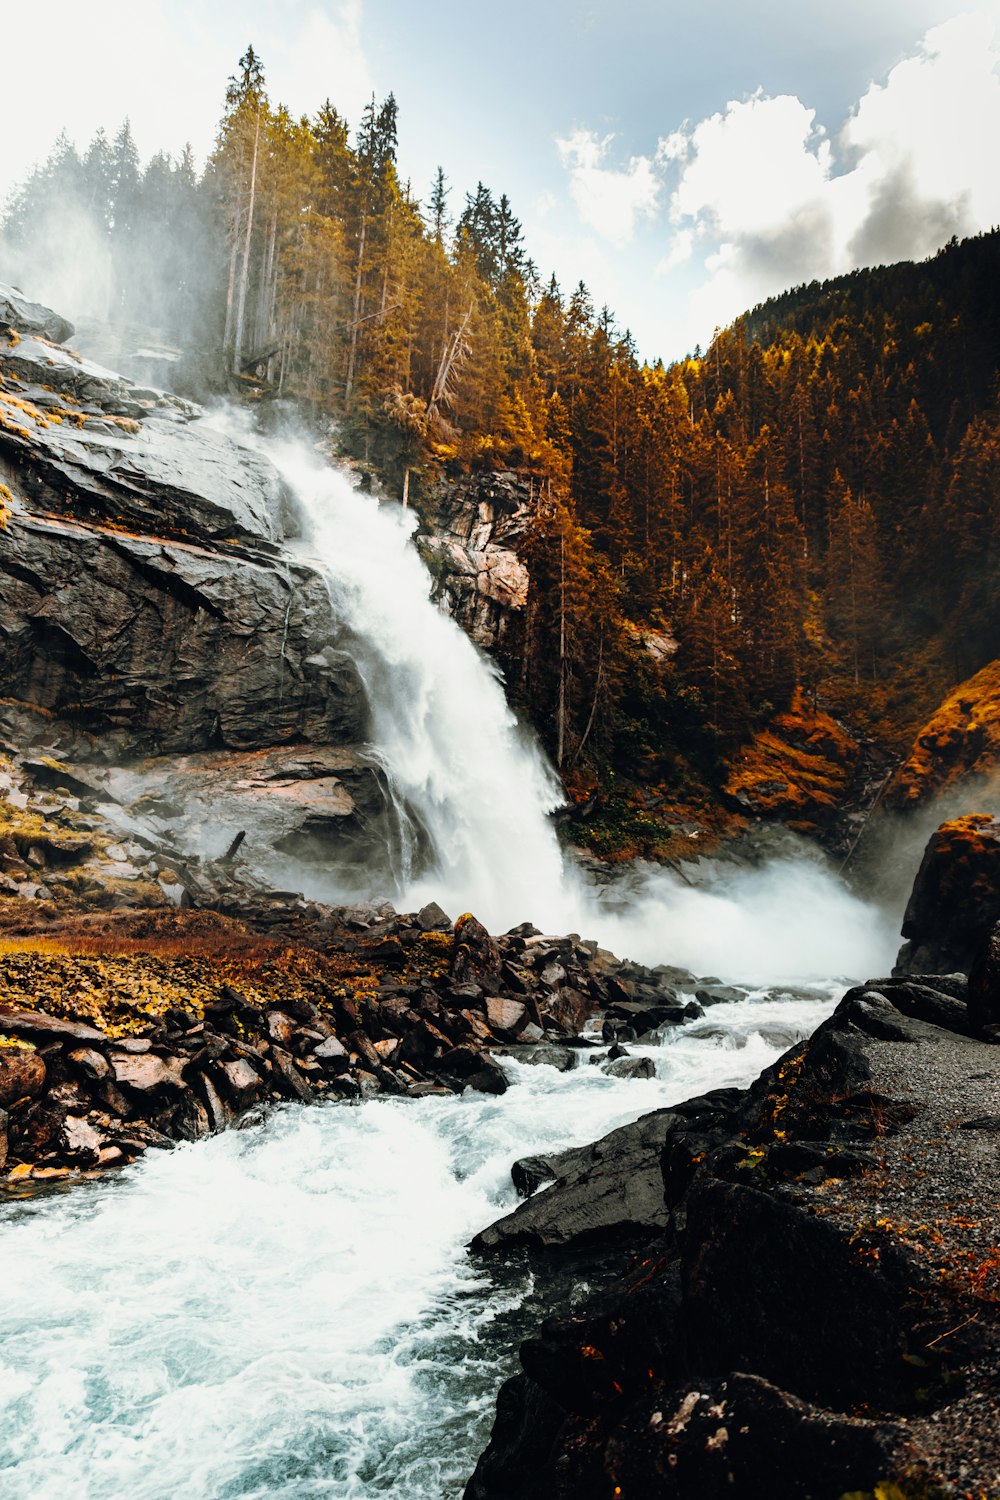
[253,433,897,986]
[267,435,574,933]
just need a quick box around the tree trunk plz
[345,212,367,406]
[232,110,261,373]
[557,531,566,770]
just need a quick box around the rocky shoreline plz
[466,964,1000,1498]
[0,862,727,1184]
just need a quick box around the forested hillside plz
[4,45,998,810]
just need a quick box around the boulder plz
[0,1005,106,1045]
[60,1115,103,1165]
[485,996,528,1039]
[416,901,452,931]
[895,814,1000,974]
[0,1045,46,1106]
[215,1057,263,1111]
[313,1035,349,1074]
[0,281,74,343]
[110,1051,187,1099]
[603,1055,656,1080]
[471,1097,739,1254]
[452,914,502,982]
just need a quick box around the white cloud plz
[556,128,660,246]
[659,228,694,272]
[267,2,374,125]
[669,93,832,241]
[659,9,1000,349]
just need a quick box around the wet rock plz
[171,1091,212,1140]
[197,1071,233,1132]
[463,1058,509,1096]
[895,814,1000,975]
[59,1115,103,1165]
[543,987,598,1033]
[0,1046,46,1106]
[696,983,748,1006]
[603,1055,656,1080]
[502,1044,577,1073]
[471,1104,733,1253]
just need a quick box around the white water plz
[0,992,833,1500]
[260,435,897,986]
[0,430,901,1498]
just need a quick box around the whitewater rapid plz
[0,992,834,1500]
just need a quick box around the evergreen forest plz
[4,45,999,817]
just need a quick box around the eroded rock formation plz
[416,470,534,650]
[895,813,1000,975]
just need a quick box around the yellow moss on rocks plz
[887,659,1000,809]
[725,690,859,826]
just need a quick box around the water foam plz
[0,997,832,1500]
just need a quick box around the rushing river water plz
[0,427,902,1497]
[0,990,836,1500]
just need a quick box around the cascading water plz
[0,427,901,1499]
[260,432,896,984]
[267,434,574,933]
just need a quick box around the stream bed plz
[0,988,836,1500]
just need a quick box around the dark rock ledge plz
[466,958,1000,1499]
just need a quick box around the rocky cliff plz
[886,659,1000,811]
[416,470,533,652]
[0,281,404,883]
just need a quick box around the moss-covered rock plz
[887,659,1000,809]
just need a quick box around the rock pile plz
[0,886,728,1184]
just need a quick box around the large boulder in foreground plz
[466,976,1000,1498]
[895,813,1000,975]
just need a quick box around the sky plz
[2,0,999,360]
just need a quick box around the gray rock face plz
[471,1094,740,1252]
[0,292,366,763]
[0,280,74,343]
[417,471,534,650]
[1,513,363,756]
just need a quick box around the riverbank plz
[467,972,1000,1499]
